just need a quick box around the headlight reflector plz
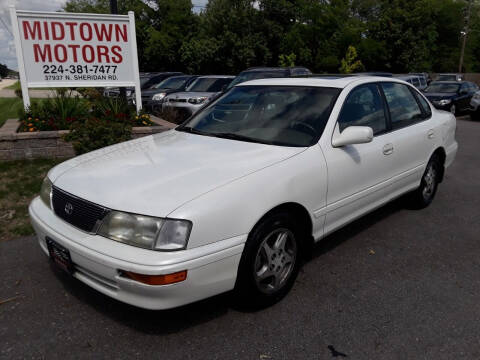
[97,211,192,251]
[154,219,192,251]
[152,93,166,101]
[40,177,52,209]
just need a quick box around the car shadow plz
[51,196,406,334]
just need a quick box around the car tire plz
[470,110,480,121]
[234,211,302,309]
[408,154,442,209]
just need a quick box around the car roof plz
[242,67,309,73]
[196,75,235,79]
[238,76,403,89]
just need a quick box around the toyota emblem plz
[64,203,73,215]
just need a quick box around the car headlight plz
[188,96,208,105]
[152,93,166,101]
[438,99,452,106]
[97,211,192,251]
[40,177,52,209]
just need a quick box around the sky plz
[0,0,208,71]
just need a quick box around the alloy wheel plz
[253,228,297,294]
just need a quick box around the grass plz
[0,158,63,241]
[6,81,20,90]
[0,98,45,127]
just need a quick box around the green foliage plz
[0,63,8,77]
[18,90,88,131]
[64,117,132,155]
[278,53,296,67]
[63,0,480,74]
[339,46,365,74]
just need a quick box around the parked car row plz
[105,67,312,122]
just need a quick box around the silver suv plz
[162,75,234,120]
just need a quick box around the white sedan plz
[29,76,458,310]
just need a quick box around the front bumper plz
[29,197,245,310]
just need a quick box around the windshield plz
[187,78,233,92]
[226,70,288,90]
[425,83,460,93]
[154,77,188,90]
[178,85,340,147]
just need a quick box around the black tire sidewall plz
[234,212,302,308]
[418,156,441,206]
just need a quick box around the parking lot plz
[0,116,479,359]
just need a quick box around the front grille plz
[52,187,110,233]
[169,98,187,103]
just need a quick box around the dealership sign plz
[10,8,142,110]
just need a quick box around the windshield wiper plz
[209,132,278,145]
[176,126,210,135]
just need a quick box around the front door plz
[321,83,397,236]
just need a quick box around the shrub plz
[64,117,132,155]
[18,90,88,131]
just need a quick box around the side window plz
[416,93,432,118]
[381,83,423,130]
[412,78,420,87]
[338,84,387,135]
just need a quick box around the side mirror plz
[332,126,374,147]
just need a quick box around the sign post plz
[9,8,142,113]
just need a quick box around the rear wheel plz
[408,155,442,209]
[234,211,301,308]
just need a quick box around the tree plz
[0,64,8,78]
[339,45,364,73]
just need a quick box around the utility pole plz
[459,0,473,73]
[110,0,127,101]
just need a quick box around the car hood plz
[49,130,306,217]
[424,93,457,101]
[165,91,216,100]
[141,88,181,96]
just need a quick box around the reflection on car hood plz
[49,130,306,217]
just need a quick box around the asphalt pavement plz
[1,117,479,359]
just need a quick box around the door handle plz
[427,129,435,139]
[383,143,394,155]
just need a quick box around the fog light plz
[122,270,187,285]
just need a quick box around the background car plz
[423,80,478,114]
[161,75,234,121]
[396,74,427,90]
[410,72,431,85]
[469,90,480,120]
[435,73,464,82]
[103,72,183,101]
[225,66,312,91]
[141,75,199,111]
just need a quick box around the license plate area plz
[46,237,74,274]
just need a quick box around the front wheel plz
[408,155,442,209]
[234,212,301,308]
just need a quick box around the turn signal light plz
[122,270,187,285]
